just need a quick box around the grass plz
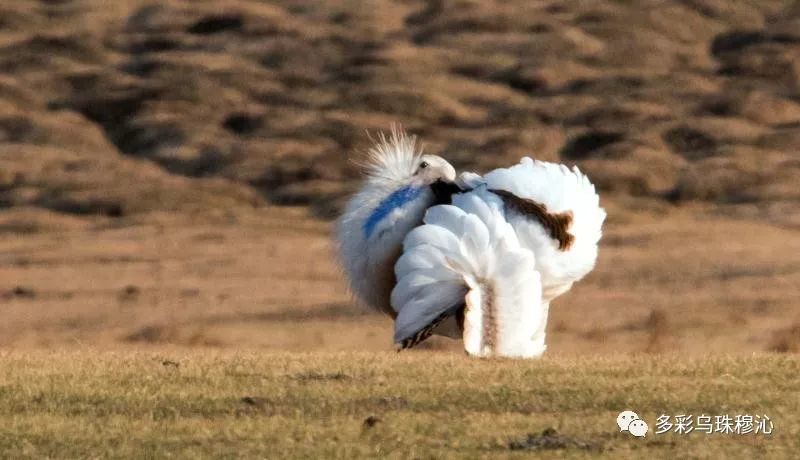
[0,352,797,458]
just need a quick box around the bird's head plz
[412,154,456,186]
[360,127,455,189]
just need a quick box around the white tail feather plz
[392,188,546,358]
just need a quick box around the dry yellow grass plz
[0,352,796,458]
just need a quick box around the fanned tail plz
[392,188,546,358]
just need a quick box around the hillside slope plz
[0,1,798,354]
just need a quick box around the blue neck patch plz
[363,185,424,238]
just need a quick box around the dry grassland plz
[1,203,799,356]
[0,352,797,458]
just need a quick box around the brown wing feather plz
[489,189,575,251]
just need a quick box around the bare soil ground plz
[0,0,799,355]
[1,203,799,356]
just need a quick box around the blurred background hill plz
[0,0,798,354]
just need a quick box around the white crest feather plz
[356,125,423,186]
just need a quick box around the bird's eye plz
[419,161,429,170]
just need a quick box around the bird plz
[391,157,606,358]
[336,127,460,320]
[336,128,606,358]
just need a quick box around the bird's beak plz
[442,163,456,183]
